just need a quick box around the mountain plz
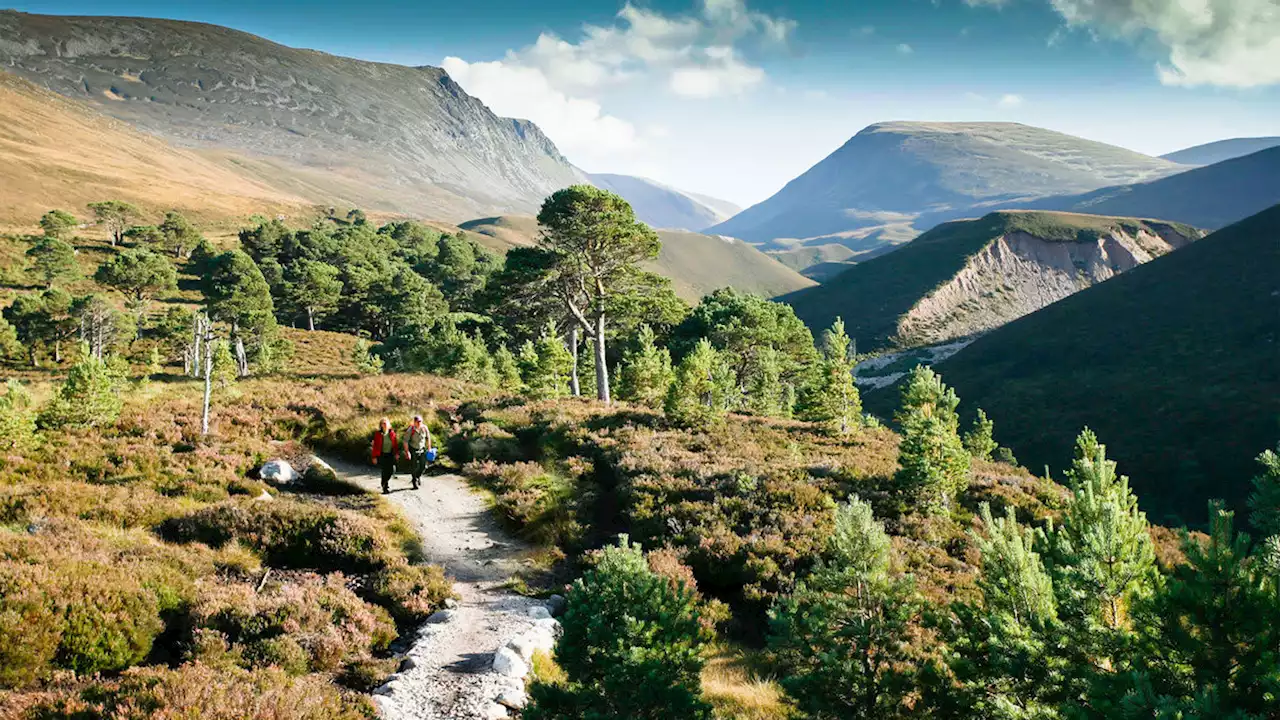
[918,204,1280,526]
[458,215,813,301]
[587,173,740,231]
[0,10,583,221]
[1016,147,1280,231]
[707,122,1182,257]
[1161,137,1280,166]
[779,211,1201,353]
[0,69,306,226]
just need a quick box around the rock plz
[546,594,567,616]
[426,609,456,624]
[259,459,298,484]
[496,688,527,710]
[534,617,562,635]
[302,457,342,489]
[444,597,458,609]
[253,489,273,501]
[371,694,399,718]
[481,703,509,719]
[492,646,529,678]
[373,674,400,695]
[527,605,552,620]
[398,656,417,672]
[509,628,555,661]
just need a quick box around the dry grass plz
[702,645,793,720]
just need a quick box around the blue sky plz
[10,0,1280,206]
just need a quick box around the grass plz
[905,203,1280,528]
[780,210,1200,353]
[702,644,793,720]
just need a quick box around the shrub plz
[893,366,970,514]
[665,338,731,428]
[38,350,126,429]
[525,536,714,720]
[0,379,37,452]
[463,460,582,546]
[26,662,376,720]
[364,563,454,625]
[351,338,383,375]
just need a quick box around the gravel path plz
[324,458,556,720]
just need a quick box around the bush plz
[185,574,395,674]
[0,379,36,452]
[525,536,714,720]
[463,460,582,546]
[364,563,454,625]
[25,662,376,720]
[39,350,127,429]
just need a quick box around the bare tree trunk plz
[191,314,203,378]
[593,311,610,404]
[569,325,580,397]
[235,336,249,378]
[306,307,315,332]
[201,326,214,436]
[54,340,61,364]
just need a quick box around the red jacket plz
[371,429,399,461]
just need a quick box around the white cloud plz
[669,46,766,97]
[998,93,1025,107]
[441,57,639,163]
[897,43,914,54]
[965,0,1280,87]
[856,25,876,37]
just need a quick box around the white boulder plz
[492,646,529,678]
[482,703,510,719]
[496,688,527,710]
[260,459,299,484]
[527,605,552,620]
[426,609,456,624]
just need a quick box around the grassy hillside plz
[780,211,1199,353]
[921,204,1280,527]
[1161,136,1280,166]
[459,214,814,302]
[0,70,308,229]
[708,122,1180,252]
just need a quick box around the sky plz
[9,0,1280,207]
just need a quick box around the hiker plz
[370,417,401,494]
[403,413,434,490]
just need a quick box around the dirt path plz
[324,458,548,720]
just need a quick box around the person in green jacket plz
[403,413,433,490]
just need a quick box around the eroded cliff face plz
[0,10,584,219]
[895,225,1200,346]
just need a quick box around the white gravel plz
[324,458,556,720]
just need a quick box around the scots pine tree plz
[351,338,383,375]
[1248,444,1280,538]
[26,237,77,288]
[802,317,861,434]
[963,409,998,461]
[39,209,77,239]
[893,366,970,514]
[770,498,918,719]
[492,344,522,393]
[0,379,36,451]
[38,346,125,428]
[525,536,713,720]
[745,345,788,418]
[617,324,675,408]
[523,322,572,400]
[664,338,729,428]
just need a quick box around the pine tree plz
[1248,444,1280,539]
[770,497,918,719]
[578,339,597,398]
[664,339,729,428]
[1102,502,1280,718]
[210,339,238,388]
[525,536,713,720]
[492,344,522,393]
[26,236,77,287]
[616,324,675,408]
[455,330,496,386]
[523,322,572,400]
[745,345,787,418]
[802,317,862,434]
[351,338,383,375]
[37,346,125,428]
[963,409,998,461]
[893,366,970,514]
[1049,429,1157,635]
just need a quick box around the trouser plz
[408,448,428,485]
[379,454,395,491]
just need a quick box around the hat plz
[412,414,423,421]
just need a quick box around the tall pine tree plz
[893,366,970,514]
[801,317,861,434]
[616,324,675,408]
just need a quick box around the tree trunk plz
[201,326,214,436]
[191,314,203,378]
[569,325,580,397]
[234,336,249,377]
[593,311,610,404]
[306,307,315,332]
[54,340,61,364]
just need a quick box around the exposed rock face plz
[0,10,584,220]
[896,225,1198,346]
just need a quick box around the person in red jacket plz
[371,417,401,494]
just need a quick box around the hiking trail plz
[324,457,555,720]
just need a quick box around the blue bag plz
[426,448,438,462]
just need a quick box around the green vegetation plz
[922,203,1280,526]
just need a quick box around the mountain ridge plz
[586,173,740,231]
[1161,136,1280,166]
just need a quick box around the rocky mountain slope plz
[0,10,583,221]
[918,204,1280,526]
[780,211,1201,353]
[459,215,813,301]
[587,173,740,231]
[1161,137,1280,166]
[707,122,1183,268]
[0,69,306,226]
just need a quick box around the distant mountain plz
[1016,147,1280,231]
[0,10,584,221]
[707,122,1181,259]
[459,215,813,302]
[1162,137,1280,166]
[0,70,307,226]
[917,204,1280,526]
[779,211,1201,353]
[587,173,740,231]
